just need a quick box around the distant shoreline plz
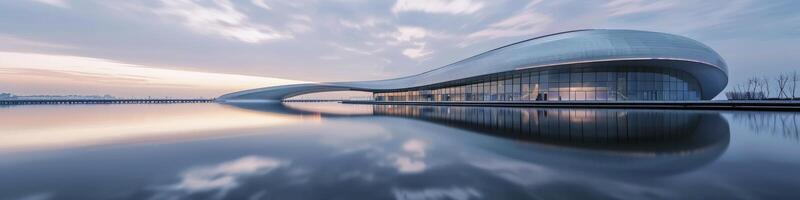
[0,99,215,105]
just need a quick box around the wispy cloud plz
[250,0,271,10]
[330,43,383,56]
[392,0,485,15]
[0,34,74,49]
[285,14,314,33]
[339,18,387,30]
[468,9,551,39]
[392,26,430,42]
[382,26,437,60]
[29,0,69,8]
[319,55,342,60]
[604,0,676,16]
[402,42,432,59]
[155,0,287,43]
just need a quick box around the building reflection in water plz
[227,102,730,175]
[373,105,728,153]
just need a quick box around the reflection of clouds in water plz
[394,156,426,173]
[393,187,482,200]
[284,167,313,185]
[465,155,551,186]
[338,170,377,182]
[316,121,393,154]
[464,152,680,199]
[311,122,433,174]
[154,155,286,199]
[403,139,426,157]
[14,193,52,200]
[392,139,428,173]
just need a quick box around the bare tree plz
[792,71,798,100]
[762,76,771,99]
[740,80,746,99]
[728,83,749,100]
[749,76,759,99]
[777,74,790,99]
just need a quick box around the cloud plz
[3,0,799,94]
[0,34,74,49]
[330,43,383,56]
[604,0,676,16]
[285,15,314,33]
[393,26,429,42]
[250,0,271,10]
[468,4,551,39]
[402,42,432,60]
[155,0,287,43]
[339,18,387,30]
[383,26,436,60]
[392,0,484,15]
[156,156,286,199]
[29,0,69,8]
[319,55,342,60]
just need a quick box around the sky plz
[0,0,799,98]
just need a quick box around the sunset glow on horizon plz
[0,51,307,98]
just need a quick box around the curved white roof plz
[219,29,728,101]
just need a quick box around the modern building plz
[218,29,728,102]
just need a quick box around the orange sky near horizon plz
[0,51,308,98]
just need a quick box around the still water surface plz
[0,103,799,199]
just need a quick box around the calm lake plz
[1,103,799,200]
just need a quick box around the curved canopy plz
[219,29,728,102]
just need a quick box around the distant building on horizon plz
[0,93,117,100]
[0,93,12,99]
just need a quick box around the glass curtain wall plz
[373,66,702,102]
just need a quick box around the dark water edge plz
[0,103,799,200]
[343,100,800,111]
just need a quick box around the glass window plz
[583,72,596,82]
[548,73,559,83]
[586,91,596,100]
[559,73,570,82]
[521,73,530,84]
[373,67,702,102]
[550,92,560,101]
[639,72,650,81]
[570,72,581,82]
[597,91,608,101]
[513,84,520,94]
[597,72,611,82]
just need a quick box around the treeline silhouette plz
[726,71,800,100]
